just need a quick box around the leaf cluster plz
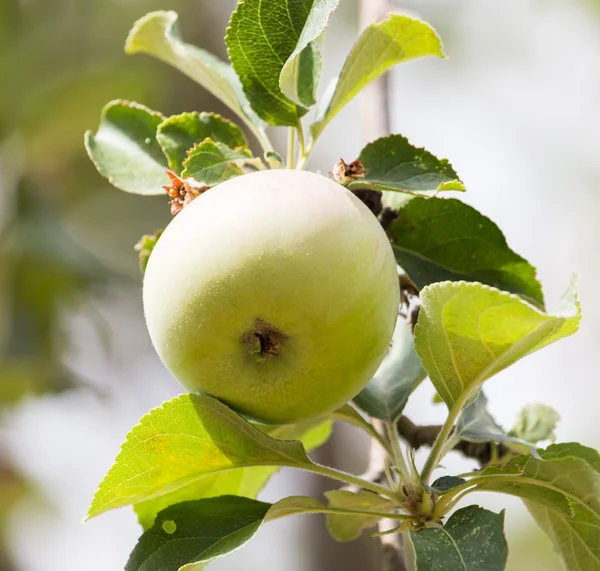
[83,3,593,571]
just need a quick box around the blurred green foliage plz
[0,1,236,568]
[0,0,236,407]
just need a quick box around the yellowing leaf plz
[87,394,316,519]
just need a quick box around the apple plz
[143,169,399,424]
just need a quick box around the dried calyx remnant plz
[243,319,289,362]
[330,158,366,185]
[330,157,397,229]
[164,170,209,215]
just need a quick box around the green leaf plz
[410,506,508,571]
[126,495,324,571]
[84,100,169,195]
[126,496,270,571]
[311,15,444,138]
[226,0,338,125]
[134,230,164,275]
[526,502,600,571]
[354,316,425,422]
[265,151,284,169]
[349,135,464,194]
[429,476,467,495]
[414,279,580,409]
[389,197,545,308]
[125,11,267,144]
[510,404,560,444]
[329,404,381,439]
[471,443,600,519]
[181,140,252,186]
[134,418,332,529]
[465,443,600,569]
[324,490,396,542]
[457,391,532,449]
[277,0,339,106]
[87,394,318,519]
[293,42,323,107]
[156,112,247,174]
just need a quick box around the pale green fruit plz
[143,169,399,424]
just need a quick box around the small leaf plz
[293,42,323,107]
[84,100,169,195]
[349,135,464,194]
[389,197,545,308]
[429,476,467,495]
[510,404,560,444]
[354,316,425,422]
[226,0,338,125]
[265,151,284,169]
[125,11,267,142]
[410,505,508,571]
[134,418,332,529]
[87,394,317,519]
[181,140,252,186]
[324,489,396,542]
[277,1,338,106]
[127,495,324,571]
[311,15,444,138]
[414,279,580,409]
[329,404,380,438]
[156,112,247,174]
[457,391,532,449]
[134,230,164,275]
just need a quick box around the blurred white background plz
[2,0,599,570]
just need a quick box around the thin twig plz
[396,416,510,467]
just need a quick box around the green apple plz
[143,169,399,424]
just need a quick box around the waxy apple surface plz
[143,169,399,424]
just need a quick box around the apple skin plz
[143,169,399,424]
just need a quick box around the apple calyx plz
[164,170,210,215]
[243,319,289,361]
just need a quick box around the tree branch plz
[396,416,510,467]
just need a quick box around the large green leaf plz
[126,495,324,571]
[311,15,444,138]
[134,418,332,529]
[87,394,318,519]
[470,444,600,520]
[464,443,600,570]
[354,316,425,422]
[410,506,508,571]
[526,502,600,571]
[84,100,169,195]
[324,489,396,542]
[389,197,545,308]
[181,139,252,185]
[125,11,267,144]
[349,135,464,194]
[414,279,580,409]
[226,0,338,125]
[156,112,247,174]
